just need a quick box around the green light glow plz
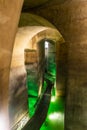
[40,95,64,130]
[25,42,64,130]
[47,61,56,76]
[48,112,64,121]
[40,42,65,130]
[28,97,37,117]
[51,96,56,102]
[26,70,39,117]
[27,75,38,97]
[41,81,47,94]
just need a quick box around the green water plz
[27,97,37,117]
[40,94,64,130]
[27,76,65,130]
[27,70,39,117]
[26,42,64,129]
[26,69,65,129]
[47,54,56,76]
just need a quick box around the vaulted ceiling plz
[23,0,52,8]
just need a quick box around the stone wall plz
[0,0,23,129]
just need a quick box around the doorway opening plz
[24,39,57,117]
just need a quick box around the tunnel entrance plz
[24,39,56,117]
[23,39,64,130]
[9,26,64,130]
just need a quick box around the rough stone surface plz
[0,0,23,129]
[9,66,28,127]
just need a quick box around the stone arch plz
[11,26,64,66]
[11,26,64,92]
[19,13,55,28]
[9,26,64,127]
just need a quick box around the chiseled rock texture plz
[26,0,87,130]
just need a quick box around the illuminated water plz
[40,95,64,130]
[26,42,64,129]
[27,70,39,117]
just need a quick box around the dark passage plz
[22,80,53,130]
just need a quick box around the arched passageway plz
[9,26,64,129]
